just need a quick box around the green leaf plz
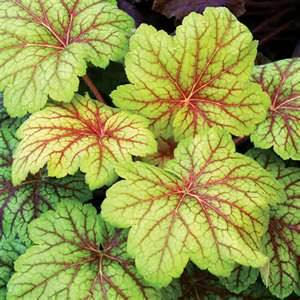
[0,92,26,130]
[0,92,7,124]
[220,265,259,294]
[102,127,282,287]
[0,0,134,117]
[12,94,157,190]
[179,264,275,300]
[251,58,300,160]
[142,137,176,168]
[0,236,26,299]
[0,94,23,130]
[247,149,300,299]
[0,126,92,242]
[112,7,269,141]
[7,201,177,300]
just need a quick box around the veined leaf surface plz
[112,8,270,140]
[12,94,157,189]
[0,0,134,116]
[248,149,300,299]
[251,58,300,160]
[0,126,91,241]
[0,237,26,299]
[179,264,275,300]
[102,128,282,287]
[220,265,259,294]
[7,201,176,299]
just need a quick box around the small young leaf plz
[247,149,300,299]
[251,58,300,160]
[220,265,259,294]
[0,126,92,241]
[152,0,246,20]
[143,137,176,168]
[0,237,26,299]
[7,201,176,299]
[102,127,282,287]
[112,8,270,140]
[12,94,157,190]
[0,0,134,117]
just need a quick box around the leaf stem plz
[234,136,249,146]
[82,75,105,103]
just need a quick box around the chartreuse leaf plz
[247,149,300,299]
[0,0,134,117]
[0,93,23,130]
[102,127,283,287]
[7,201,176,300]
[220,265,259,294]
[251,58,300,160]
[0,125,92,242]
[12,94,157,190]
[0,236,26,299]
[112,7,270,141]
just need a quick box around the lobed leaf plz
[0,237,26,299]
[0,126,92,242]
[102,127,283,287]
[251,58,300,160]
[112,8,270,141]
[7,201,176,299]
[0,0,134,116]
[12,94,157,190]
[247,149,300,299]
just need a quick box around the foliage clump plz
[0,1,299,299]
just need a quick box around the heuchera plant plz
[0,1,299,299]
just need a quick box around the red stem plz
[253,8,291,34]
[234,136,249,146]
[82,75,105,103]
[260,21,293,45]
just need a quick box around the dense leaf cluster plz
[0,1,299,299]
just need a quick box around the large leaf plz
[152,0,246,20]
[112,8,270,141]
[12,94,157,190]
[102,127,282,287]
[0,0,134,117]
[0,126,92,242]
[251,58,300,160]
[247,149,300,299]
[7,201,177,299]
[0,237,26,299]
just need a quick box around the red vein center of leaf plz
[14,0,80,50]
